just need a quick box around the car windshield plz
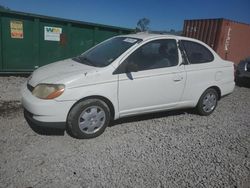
[72,37,141,67]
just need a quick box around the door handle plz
[173,76,183,82]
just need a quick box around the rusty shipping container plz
[183,18,250,64]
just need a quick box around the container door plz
[39,22,68,67]
[94,29,118,44]
[70,26,94,57]
[1,17,35,71]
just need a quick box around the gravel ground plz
[0,76,250,188]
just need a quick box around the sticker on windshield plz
[123,38,137,43]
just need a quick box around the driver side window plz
[115,39,179,74]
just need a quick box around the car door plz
[179,40,218,103]
[114,39,186,117]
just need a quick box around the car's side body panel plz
[181,61,234,106]
[52,66,120,119]
[113,37,186,118]
[61,81,119,119]
[118,65,186,117]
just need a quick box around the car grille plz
[27,84,34,92]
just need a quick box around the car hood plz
[28,59,98,86]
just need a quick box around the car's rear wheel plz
[67,99,111,139]
[196,88,218,116]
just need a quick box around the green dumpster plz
[0,9,133,73]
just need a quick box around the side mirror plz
[126,63,138,73]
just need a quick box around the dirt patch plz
[0,76,27,101]
[0,100,22,117]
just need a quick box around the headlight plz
[32,84,65,99]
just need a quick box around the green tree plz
[136,18,150,32]
[0,5,10,10]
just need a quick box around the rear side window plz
[182,40,214,64]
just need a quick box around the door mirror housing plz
[113,60,138,75]
[126,63,138,73]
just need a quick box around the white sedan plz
[21,33,235,139]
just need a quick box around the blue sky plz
[1,0,250,30]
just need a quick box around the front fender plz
[56,81,119,119]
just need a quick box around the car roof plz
[119,32,215,51]
[121,33,174,40]
[120,32,201,42]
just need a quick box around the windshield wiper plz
[72,56,96,66]
[80,56,94,65]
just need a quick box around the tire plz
[235,75,242,86]
[67,99,111,139]
[196,88,218,116]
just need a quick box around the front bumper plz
[24,108,65,129]
[21,81,76,128]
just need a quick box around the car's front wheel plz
[67,99,111,139]
[196,88,218,116]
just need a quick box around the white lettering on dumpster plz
[44,26,62,41]
[225,27,232,51]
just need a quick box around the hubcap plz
[202,92,217,113]
[78,106,106,134]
